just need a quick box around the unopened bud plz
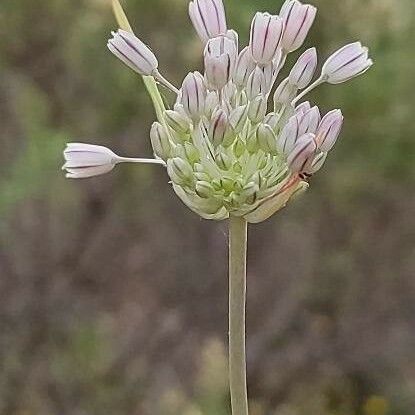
[150,122,172,160]
[248,95,267,124]
[180,72,207,120]
[189,0,227,43]
[167,157,194,185]
[164,110,191,135]
[289,48,317,89]
[321,42,373,84]
[249,12,284,65]
[287,133,317,173]
[196,181,215,198]
[316,109,343,152]
[229,105,249,134]
[257,124,277,153]
[278,114,299,155]
[273,78,298,110]
[233,47,256,88]
[107,29,158,76]
[246,66,266,99]
[298,106,321,135]
[209,108,231,146]
[280,0,317,53]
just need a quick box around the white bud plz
[189,0,227,43]
[249,12,284,65]
[204,35,237,90]
[150,122,172,160]
[195,181,215,198]
[209,108,231,146]
[316,109,344,152]
[229,105,248,134]
[289,48,317,89]
[287,133,317,173]
[308,151,327,174]
[180,72,207,120]
[205,91,220,118]
[280,0,317,53]
[233,47,256,88]
[164,110,191,135]
[248,95,268,124]
[63,143,118,178]
[257,124,277,153]
[321,42,373,84]
[273,77,298,109]
[167,157,194,185]
[298,106,321,135]
[107,29,158,76]
[246,66,266,99]
[264,112,280,130]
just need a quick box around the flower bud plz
[164,110,191,135]
[257,124,277,153]
[295,101,311,115]
[289,48,317,89]
[150,122,172,160]
[278,115,299,155]
[280,0,317,53]
[321,42,373,84]
[248,95,268,124]
[264,112,280,130]
[307,151,327,174]
[63,143,118,178]
[298,106,321,135]
[167,157,194,185]
[233,47,256,88]
[189,0,227,43]
[229,105,248,134]
[246,66,266,100]
[204,36,237,90]
[249,12,284,65]
[316,109,343,152]
[209,108,231,146]
[287,133,317,173]
[196,181,215,198]
[205,91,220,118]
[273,78,298,110]
[180,72,207,120]
[107,29,158,76]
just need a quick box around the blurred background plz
[0,0,414,414]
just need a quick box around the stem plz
[291,76,325,106]
[117,157,165,165]
[154,70,180,94]
[228,215,249,415]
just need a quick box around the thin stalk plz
[291,76,325,106]
[228,215,249,415]
[117,157,165,165]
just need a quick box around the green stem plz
[228,216,249,415]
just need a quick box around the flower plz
[280,0,317,53]
[107,29,158,76]
[63,0,373,223]
[189,0,227,43]
[249,12,284,65]
[321,42,373,84]
[63,143,164,178]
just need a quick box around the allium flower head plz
[63,0,373,223]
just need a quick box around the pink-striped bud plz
[316,109,343,152]
[180,72,207,119]
[273,78,297,109]
[298,106,321,135]
[209,108,231,146]
[287,133,317,173]
[233,47,256,88]
[321,42,373,84]
[295,101,311,115]
[249,12,284,65]
[189,0,227,43]
[107,30,158,76]
[289,48,317,89]
[278,114,299,155]
[280,0,316,53]
[248,95,268,124]
[204,35,237,90]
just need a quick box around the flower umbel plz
[63,0,372,224]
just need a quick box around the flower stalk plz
[229,215,249,415]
